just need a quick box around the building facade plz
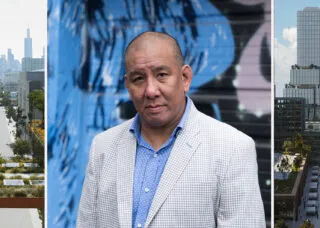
[297,7,320,66]
[22,58,44,72]
[283,66,320,120]
[18,71,44,121]
[274,97,305,151]
[3,71,20,93]
[24,28,33,58]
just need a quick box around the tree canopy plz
[12,139,31,158]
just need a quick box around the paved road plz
[0,107,14,158]
[0,208,41,228]
[286,166,320,227]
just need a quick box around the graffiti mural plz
[48,0,271,227]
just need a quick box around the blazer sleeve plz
[77,137,98,228]
[216,136,266,228]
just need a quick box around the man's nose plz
[145,77,160,99]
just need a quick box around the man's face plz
[125,38,192,129]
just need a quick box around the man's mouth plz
[145,104,165,112]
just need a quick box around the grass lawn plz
[275,172,298,194]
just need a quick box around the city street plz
[286,166,320,227]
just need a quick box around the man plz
[77,31,266,227]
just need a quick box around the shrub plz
[23,178,30,185]
[31,186,44,197]
[10,175,23,179]
[29,175,43,180]
[0,156,6,164]
[14,189,27,197]
[293,155,303,169]
[12,139,31,158]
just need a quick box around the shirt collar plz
[129,96,192,138]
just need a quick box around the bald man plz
[77,32,266,228]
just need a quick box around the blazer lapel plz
[145,105,201,227]
[117,132,136,228]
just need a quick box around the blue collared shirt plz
[129,97,191,228]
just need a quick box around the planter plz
[0,197,44,208]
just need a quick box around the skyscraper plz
[24,28,33,58]
[283,7,320,120]
[297,7,320,66]
[7,49,14,71]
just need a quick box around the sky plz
[0,0,46,62]
[274,0,320,97]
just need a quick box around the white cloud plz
[274,37,297,97]
[282,27,297,48]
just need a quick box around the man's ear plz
[181,65,193,93]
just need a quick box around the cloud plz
[282,27,297,48]
[274,37,297,97]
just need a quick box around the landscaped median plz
[0,156,44,199]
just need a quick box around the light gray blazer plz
[77,102,266,228]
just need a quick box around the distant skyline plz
[274,0,320,97]
[0,0,45,61]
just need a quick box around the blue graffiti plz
[48,0,235,227]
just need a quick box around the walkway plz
[0,209,41,228]
[0,107,14,158]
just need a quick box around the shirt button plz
[144,187,150,193]
[137,223,142,227]
[153,153,158,158]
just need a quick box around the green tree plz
[293,133,311,157]
[293,155,302,170]
[12,139,31,158]
[28,90,44,125]
[300,219,314,228]
[282,133,311,157]
[15,107,27,139]
[275,219,289,228]
[5,104,16,120]
[1,91,11,107]
[277,156,291,179]
[282,139,294,154]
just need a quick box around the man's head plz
[124,31,193,129]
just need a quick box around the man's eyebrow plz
[127,70,144,78]
[152,65,171,72]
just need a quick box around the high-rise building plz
[6,49,20,72]
[274,97,305,151]
[283,7,320,120]
[18,71,44,121]
[297,7,320,66]
[0,55,7,80]
[7,49,14,70]
[24,28,32,58]
[22,57,44,72]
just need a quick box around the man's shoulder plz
[195,110,253,144]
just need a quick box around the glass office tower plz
[297,7,320,66]
[284,7,320,120]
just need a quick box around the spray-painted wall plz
[48,0,271,227]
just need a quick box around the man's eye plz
[158,73,168,77]
[132,76,143,82]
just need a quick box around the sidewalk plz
[0,208,41,228]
